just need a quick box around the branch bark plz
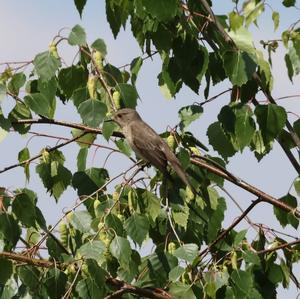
[191,156,300,218]
[10,118,300,218]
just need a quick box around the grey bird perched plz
[112,108,193,190]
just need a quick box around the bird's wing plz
[130,121,168,173]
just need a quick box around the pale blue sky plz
[1,1,300,297]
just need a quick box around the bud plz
[87,75,97,99]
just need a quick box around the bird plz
[112,108,194,191]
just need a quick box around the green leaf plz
[124,213,149,246]
[18,265,41,290]
[45,268,67,299]
[223,51,257,86]
[33,51,61,81]
[282,0,296,7]
[173,243,198,264]
[7,72,26,95]
[76,277,102,299]
[272,11,279,31]
[71,128,96,148]
[158,69,182,99]
[267,263,284,284]
[72,86,89,108]
[0,213,21,248]
[116,83,138,108]
[91,38,107,56]
[255,104,287,143]
[0,108,10,131]
[24,93,56,119]
[68,24,86,46]
[142,190,161,221]
[229,11,244,31]
[0,258,13,284]
[250,130,272,161]
[78,240,106,260]
[288,42,300,76]
[8,102,32,134]
[243,250,261,266]
[70,210,92,233]
[78,99,107,128]
[235,105,255,150]
[207,122,236,160]
[105,214,124,236]
[102,118,118,140]
[169,266,185,282]
[172,207,189,230]
[72,168,109,196]
[0,127,7,143]
[169,282,196,299]
[294,177,300,198]
[0,83,6,101]
[74,0,87,17]
[285,53,294,82]
[115,138,132,157]
[142,0,178,21]
[77,148,88,171]
[106,1,130,38]
[179,105,203,130]
[230,269,253,297]
[207,198,226,243]
[233,229,247,246]
[204,270,229,298]
[36,160,72,200]
[273,194,298,228]
[244,1,264,27]
[18,147,30,166]
[109,236,132,267]
[130,57,143,85]
[12,192,36,228]
[58,65,88,99]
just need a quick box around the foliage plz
[0,0,300,298]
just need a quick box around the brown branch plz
[12,118,123,137]
[0,130,87,174]
[198,0,237,48]
[191,157,300,218]
[105,277,175,299]
[256,238,300,255]
[0,251,61,268]
[10,118,300,218]
[0,251,175,299]
[199,198,262,258]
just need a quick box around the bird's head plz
[112,108,141,128]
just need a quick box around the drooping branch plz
[105,277,175,299]
[9,118,300,218]
[191,156,300,218]
[0,251,175,299]
[0,131,87,174]
[199,198,262,259]
[256,238,300,255]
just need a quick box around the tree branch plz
[199,198,262,258]
[105,277,175,299]
[10,118,300,218]
[191,156,300,218]
[0,131,87,174]
[256,238,300,255]
[0,251,175,299]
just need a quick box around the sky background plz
[0,1,300,297]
